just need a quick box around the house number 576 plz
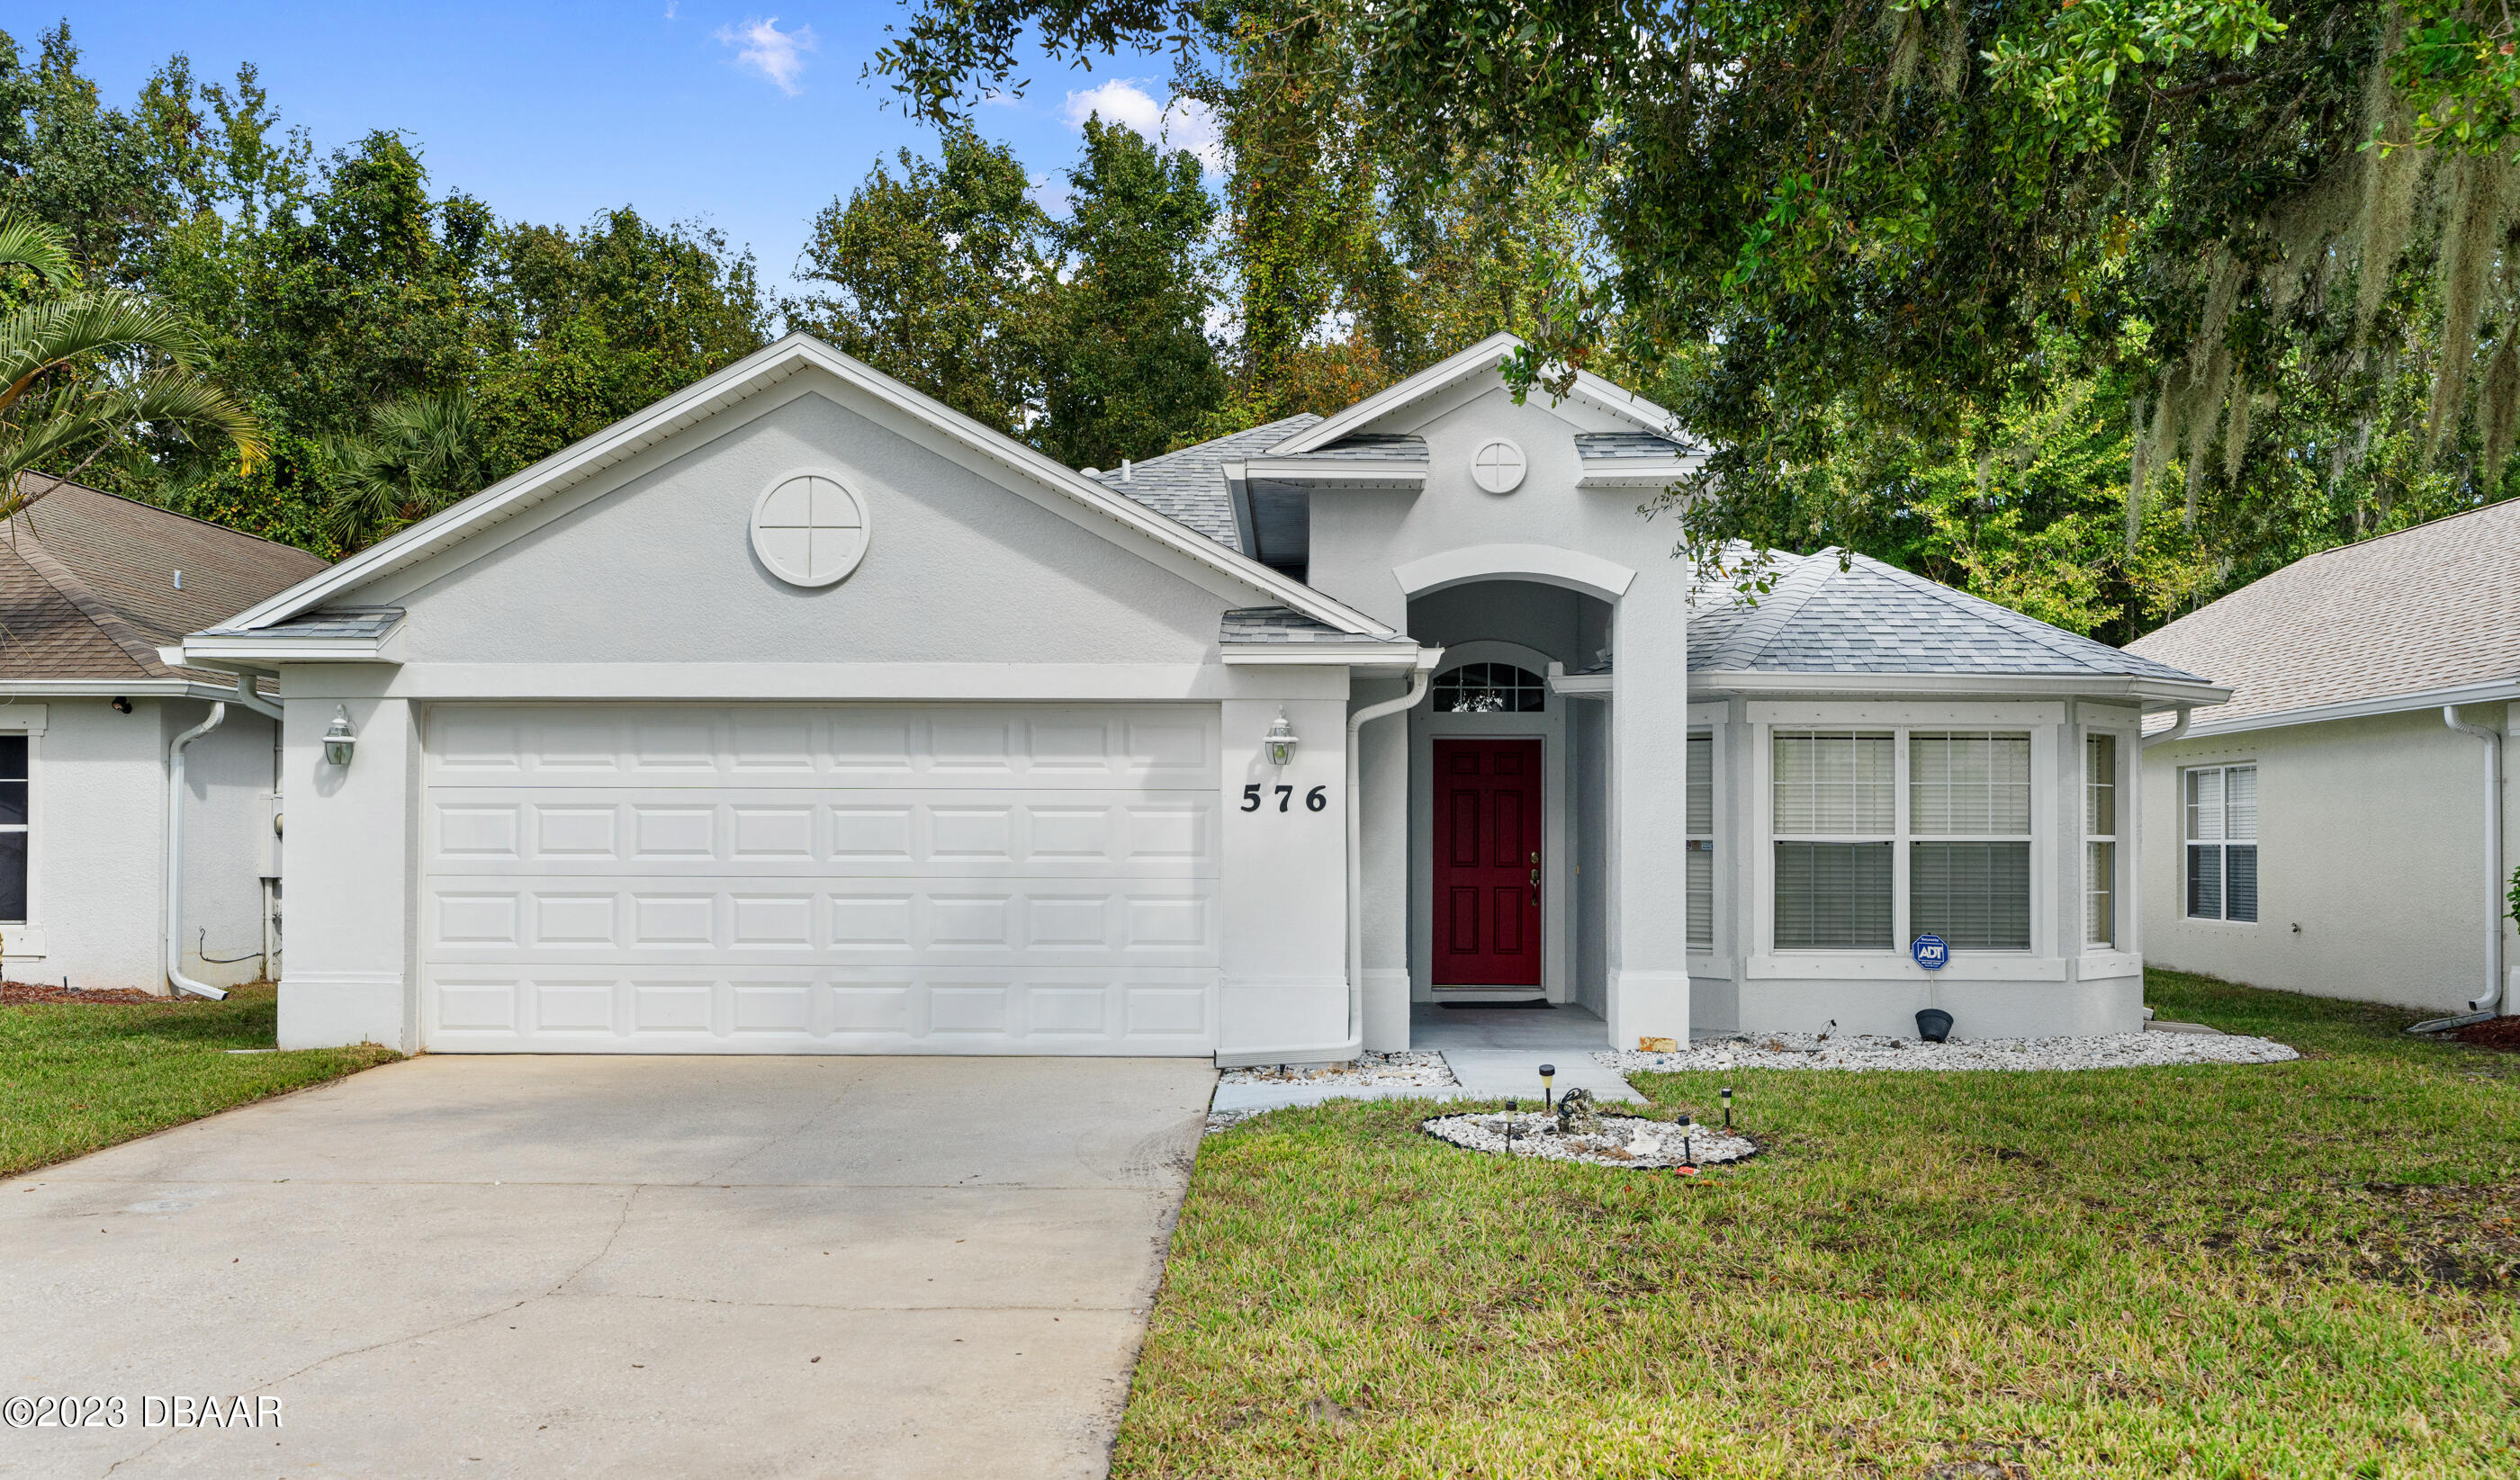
[1243,784,1328,813]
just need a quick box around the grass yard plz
[1120,972,2520,1478]
[0,984,399,1177]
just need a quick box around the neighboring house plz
[0,478,328,993]
[176,333,2218,1058]
[2128,502,2520,1020]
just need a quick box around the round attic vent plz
[1471,438,1527,494]
[751,472,869,588]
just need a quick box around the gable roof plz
[2125,498,2520,731]
[1083,413,1319,552]
[1268,332,1687,455]
[205,335,1394,643]
[1688,548,2220,700]
[0,477,328,681]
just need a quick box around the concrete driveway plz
[0,1054,1214,1479]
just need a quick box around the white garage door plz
[419,704,1220,1054]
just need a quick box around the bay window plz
[1771,728,2035,954]
[2184,764,2257,922]
[1686,731,1714,948]
[1771,731,1894,949]
[2085,733,2119,947]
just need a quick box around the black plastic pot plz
[1915,1009,1954,1044]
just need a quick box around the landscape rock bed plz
[1423,1110,1758,1169]
[1599,1031,2299,1074]
[1217,1051,1457,1089]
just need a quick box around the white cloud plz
[1060,79,1224,172]
[663,1,677,16]
[716,16,817,95]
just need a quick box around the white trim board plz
[2155,677,2520,740]
[1269,332,1684,455]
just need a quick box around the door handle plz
[1528,867,1539,885]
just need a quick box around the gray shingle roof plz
[201,606,404,641]
[1084,415,1322,551]
[1220,606,1408,646]
[0,476,329,681]
[1689,548,2208,682]
[1576,432,1688,460]
[2125,498,2520,723]
[1274,434,1426,462]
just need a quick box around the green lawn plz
[0,984,399,1176]
[1119,972,2520,1478]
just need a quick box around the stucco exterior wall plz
[0,697,272,994]
[2142,703,2517,1013]
[371,388,1226,671]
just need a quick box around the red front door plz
[1432,738,1544,986]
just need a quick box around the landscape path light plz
[1538,1063,1555,1108]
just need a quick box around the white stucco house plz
[172,332,2221,1058]
[0,478,326,994]
[2128,502,2519,1023]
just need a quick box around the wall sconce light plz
[322,706,358,768]
[1262,709,1300,767]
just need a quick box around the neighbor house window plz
[1908,732,2033,951]
[2184,764,2257,922]
[1434,663,1545,713]
[0,734,25,922]
[1686,731,1714,948]
[2085,733,2119,948]
[1771,731,1894,949]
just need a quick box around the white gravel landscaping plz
[1423,1110,1758,1169]
[1598,1031,2300,1075]
[1217,1051,1458,1089]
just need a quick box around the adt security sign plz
[1911,934,1949,971]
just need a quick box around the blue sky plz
[42,3,1216,300]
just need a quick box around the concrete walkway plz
[0,1054,1213,1480]
[1210,1003,1642,1113]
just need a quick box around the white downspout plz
[166,703,230,1000]
[2139,704,2193,752]
[1343,650,1441,1061]
[2427,704,2506,1026]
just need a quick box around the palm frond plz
[0,214,76,290]
[0,292,213,413]
[0,371,267,516]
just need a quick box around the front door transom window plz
[1436,663,1546,713]
[1471,438,1528,493]
[751,473,870,588]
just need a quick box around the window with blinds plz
[1771,731,1894,949]
[1908,732,2031,951]
[2184,763,2258,922]
[0,735,22,923]
[1770,727,2040,955]
[2085,733,2118,948]
[1687,732,1714,949]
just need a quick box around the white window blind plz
[2184,764,2257,922]
[1686,732,1714,949]
[1771,731,1894,949]
[2085,732,2118,948]
[1908,732,2031,951]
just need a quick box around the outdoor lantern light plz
[322,706,358,768]
[1262,709,1300,767]
[1539,1063,1556,1108]
[1722,1085,1734,1131]
[1678,1114,1696,1169]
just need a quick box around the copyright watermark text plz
[2,1395,282,1429]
